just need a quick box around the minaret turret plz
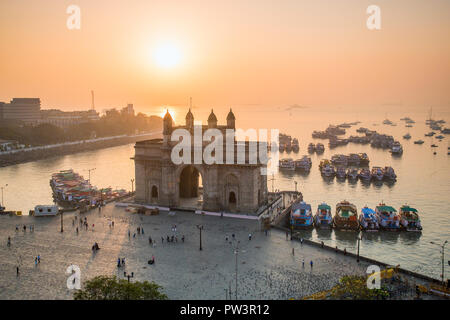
[185,108,194,130]
[208,109,217,128]
[163,109,173,145]
[226,108,236,129]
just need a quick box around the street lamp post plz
[357,236,362,262]
[430,240,448,286]
[60,210,64,233]
[87,168,96,206]
[197,225,203,250]
[232,240,240,300]
[1,184,8,208]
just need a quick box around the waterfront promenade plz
[0,202,432,299]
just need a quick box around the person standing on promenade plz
[142,227,144,234]
[37,255,40,263]
[161,236,164,243]
[76,227,79,234]
[7,236,11,247]
[182,235,185,243]
[128,230,130,238]
[16,266,19,276]
[112,221,114,228]
[310,260,313,269]
[248,233,252,240]
[302,258,305,268]
[149,236,152,244]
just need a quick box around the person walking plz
[16,266,19,276]
[161,236,164,243]
[112,221,114,228]
[149,236,152,244]
[128,230,131,239]
[310,260,313,269]
[7,236,11,247]
[76,227,79,234]
[302,258,305,268]
[141,227,144,234]
[37,255,40,263]
[248,233,252,240]
[182,235,185,243]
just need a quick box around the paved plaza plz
[0,203,409,300]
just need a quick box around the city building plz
[121,104,135,116]
[39,109,100,127]
[0,98,41,125]
[133,109,268,214]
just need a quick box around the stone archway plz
[176,164,206,209]
[229,191,237,211]
[151,185,158,203]
[224,173,239,212]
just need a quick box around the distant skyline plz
[1,0,450,113]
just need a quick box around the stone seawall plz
[0,133,160,167]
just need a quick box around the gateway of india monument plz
[133,108,268,214]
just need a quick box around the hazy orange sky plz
[1,0,449,113]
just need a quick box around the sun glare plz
[159,108,176,122]
[153,44,181,69]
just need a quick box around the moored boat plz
[347,153,361,165]
[358,168,371,181]
[336,167,347,179]
[347,168,359,180]
[290,201,313,229]
[314,203,333,229]
[399,205,422,232]
[358,153,370,165]
[307,143,316,153]
[315,143,325,153]
[375,203,401,231]
[390,141,403,154]
[321,163,336,177]
[279,158,295,170]
[403,133,411,139]
[333,200,359,231]
[359,207,379,232]
[294,156,312,171]
[383,166,397,180]
[331,154,348,166]
[292,138,299,152]
[414,140,424,144]
[371,166,384,181]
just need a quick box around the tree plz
[329,275,389,300]
[73,275,168,300]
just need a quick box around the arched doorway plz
[179,165,203,209]
[151,186,158,203]
[229,191,237,211]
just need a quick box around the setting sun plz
[153,43,181,69]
